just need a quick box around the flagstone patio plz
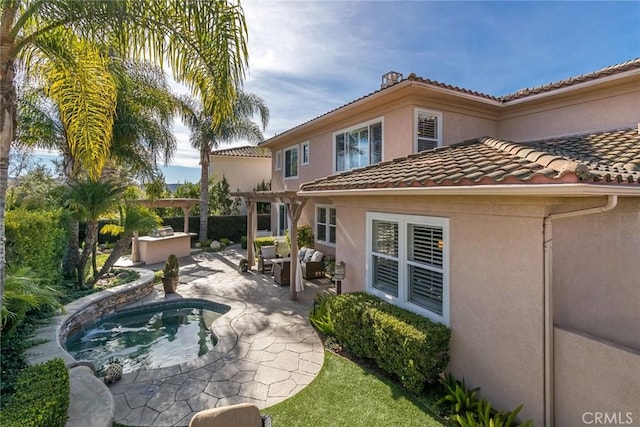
[108,246,332,426]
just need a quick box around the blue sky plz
[34,1,640,183]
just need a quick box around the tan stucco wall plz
[270,101,497,193]
[555,327,640,427]
[498,80,640,141]
[210,156,271,192]
[330,195,547,425]
[552,197,640,350]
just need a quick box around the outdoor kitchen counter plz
[138,232,191,264]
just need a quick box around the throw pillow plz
[303,250,314,263]
[310,251,324,263]
[298,246,307,259]
[261,245,277,258]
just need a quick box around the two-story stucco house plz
[257,60,640,426]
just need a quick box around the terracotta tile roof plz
[300,128,640,192]
[211,145,271,158]
[499,58,640,101]
[263,59,639,146]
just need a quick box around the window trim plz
[275,150,282,171]
[315,204,337,247]
[332,116,384,174]
[365,211,450,325]
[301,141,310,166]
[283,145,299,180]
[414,108,443,153]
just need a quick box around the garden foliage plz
[0,358,70,427]
[5,209,66,285]
[316,292,451,394]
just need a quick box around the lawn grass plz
[263,350,445,427]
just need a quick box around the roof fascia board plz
[299,184,640,198]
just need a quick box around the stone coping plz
[23,269,155,427]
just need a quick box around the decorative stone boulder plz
[210,241,221,250]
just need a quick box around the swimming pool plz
[64,299,230,373]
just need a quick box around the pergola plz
[132,198,199,262]
[232,191,308,301]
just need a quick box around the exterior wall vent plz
[381,71,403,89]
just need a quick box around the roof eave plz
[299,183,640,198]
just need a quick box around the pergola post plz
[247,201,256,268]
[286,197,307,301]
[131,231,140,262]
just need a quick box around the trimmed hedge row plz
[327,292,450,394]
[160,214,271,242]
[5,209,66,285]
[0,358,69,427]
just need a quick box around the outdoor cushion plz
[303,250,314,263]
[298,246,308,259]
[310,250,324,263]
[260,245,277,259]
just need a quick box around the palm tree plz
[182,92,269,242]
[64,178,125,288]
[1,0,248,302]
[96,203,160,283]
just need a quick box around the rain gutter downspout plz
[543,194,618,427]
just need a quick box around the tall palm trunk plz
[95,235,132,283]
[199,145,210,242]
[62,219,80,279]
[0,3,18,300]
[78,220,98,289]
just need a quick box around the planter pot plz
[162,276,179,294]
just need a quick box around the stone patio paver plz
[108,247,332,426]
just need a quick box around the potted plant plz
[239,258,248,273]
[162,254,179,294]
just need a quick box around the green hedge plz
[5,209,66,285]
[327,292,450,394]
[0,358,69,427]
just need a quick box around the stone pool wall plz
[59,270,156,342]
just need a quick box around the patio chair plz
[299,247,326,279]
[272,259,291,286]
[189,403,272,427]
[257,245,278,273]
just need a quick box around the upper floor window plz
[275,150,282,171]
[284,145,299,179]
[316,205,336,246]
[415,109,442,152]
[334,118,383,173]
[302,141,310,165]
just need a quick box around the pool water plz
[65,300,230,373]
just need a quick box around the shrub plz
[369,303,450,393]
[328,292,450,394]
[309,293,336,337]
[330,293,382,358]
[0,358,70,427]
[241,236,247,249]
[5,209,66,285]
[254,236,276,253]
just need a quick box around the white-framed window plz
[315,205,336,246]
[275,150,282,171]
[284,145,299,179]
[415,109,442,152]
[333,118,383,173]
[366,212,449,325]
[302,141,310,165]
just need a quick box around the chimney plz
[381,71,403,89]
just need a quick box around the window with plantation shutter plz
[316,205,336,246]
[415,109,442,152]
[334,118,383,172]
[367,212,449,325]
